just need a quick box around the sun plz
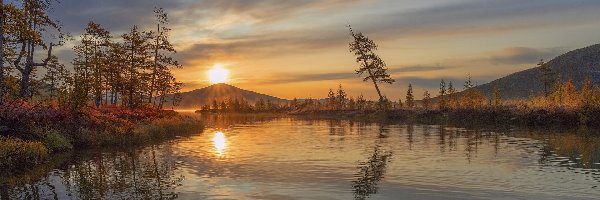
[207,64,229,84]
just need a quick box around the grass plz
[0,137,49,170]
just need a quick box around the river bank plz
[0,103,204,174]
[288,106,600,129]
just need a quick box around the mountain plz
[173,83,289,109]
[472,44,600,99]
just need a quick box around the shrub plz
[0,137,49,170]
[43,129,73,152]
[133,116,204,142]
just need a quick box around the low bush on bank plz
[0,137,49,170]
[133,116,204,142]
[0,102,204,172]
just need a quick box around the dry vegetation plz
[0,101,203,172]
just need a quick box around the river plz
[2,114,600,199]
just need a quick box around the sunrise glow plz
[207,65,229,84]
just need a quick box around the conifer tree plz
[422,90,431,109]
[347,97,356,110]
[460,74,486,109]
[336,84,347,110]
[121,25,152,108]
[406,84,414,108]
[438,79,447,109]
[106,41,127,105]
[447,81,457,108]
[72,22,111,107]
[148,7,181,105]
[561,79,578,108]
[348,26,394,104]
[492,83,501,107]
[580,77,595,108]
[397,98,403,108]
[42,56,69,100]
[538,59,556,97]
[327,88,336,110]
[356,94,366,110]
[212,99,219,110]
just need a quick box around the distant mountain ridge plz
[174,83,289,109]
[472,43,600,99]
[174,44,600,107]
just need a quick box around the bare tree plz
[12,0,63,98]
[348,25,394,104]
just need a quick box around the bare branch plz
[13,42,27,72]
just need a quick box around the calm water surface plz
[2,114,600,199]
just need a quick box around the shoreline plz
[196,107,600,129]
[0,105,205,175]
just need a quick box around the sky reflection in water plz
[2,115,600,199]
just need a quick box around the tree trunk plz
[148,23,160,105]
[19,68,31,97]
[0,0,5,101]
[366,68,384,102]
[128,45,134,108]
[94,43,101,107]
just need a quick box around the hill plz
[173,83,289,109]
[473,44,600,99]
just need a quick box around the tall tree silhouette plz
[447,81,457,108]
[72,22,111,107]
[122,25,152,108]
[348,26,394,105]
[438,79,447,109]
[42,56,68,99]
[538,59,556,97]
[336,84,347,110]
[148,7,180,106]
[106,40,127,105]
[11,0,63,98]
[423,90,431,109]
[405,83,414,108]
[492,83,501,107]
[327,88,336,110]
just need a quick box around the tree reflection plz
[1,145,183,199]
[352,145,392,200]
[534,130,600,183]
[406,124,414,150]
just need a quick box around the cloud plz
[189,0,364,23]
[348,0,600,40]
[175,32,348,66]
[48,0,364,34]
[249,65,450,84]
[49,0,183,34]
[488,47,562,65]
[388,65,447,73]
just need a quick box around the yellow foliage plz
[0,137,49,169]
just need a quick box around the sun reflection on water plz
[212,131,227,156]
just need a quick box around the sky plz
[47,0,600,100]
